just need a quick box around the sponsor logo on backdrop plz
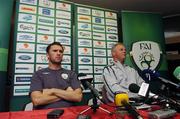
[18,55,31,60]
[93,41,105,48]
[63,46,71,54]
[107,50,111,56]
[56,19,71,28]
[78,15,91,23]
[78,31,91,39]
[77,7,91,15]
[56,2,71,11]
[38,7,54,17]
[78,23,91,30]
[94,75,103,82]
[21,15,32,22]
[106,34,118,41]
[92,25,105,32]
[79,48,92,56]
[13,86,30,96]
[19,4,37,14]
[93,32,105,40]
[94,49,106,56]
[56,28,71,36]
[15,64,34,73]
[37,35,54,44]
[37,25,54,35]
[35,64,48,71]
[17,33,35,42]
[36,44,47,53]
[38,16,54,26]
[106,19,117,26]
[106,26,118,33]
[92,9,104,17]
[78,39,92,47]
[36,54,48,63]
[107,42,117,48]
[94,66,104,74]
[105,12,117,19]
[79,57,92,64]
[92,17,105,25]
[16,43,35,52]
[78,65,93,74]
[56,10,71,19]
[130,41,162,70]
[16,53,34,63]
[18,23,36,32]
[62,55,71,64]
[14,75,32,84]
[20,0,37,5]
[18,13,36,23]
[39,0,55,8]
[94,57,106,65]
[56,36,71,45]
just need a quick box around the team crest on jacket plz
[61,73,68,79]
[130,41,162,70]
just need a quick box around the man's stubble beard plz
[49,59,62,65]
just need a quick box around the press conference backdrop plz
[121,11,168,74]
[74,4,120,92]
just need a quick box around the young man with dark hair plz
[30,42,82,109]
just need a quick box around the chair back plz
[24,102,33,111]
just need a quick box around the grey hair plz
[111,42,124,54]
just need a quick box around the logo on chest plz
[61,73,68,79]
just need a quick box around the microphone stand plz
[159,84,180,111]
[79,92,112,115]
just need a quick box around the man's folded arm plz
[52,87,83,102]
[30,90,60,106]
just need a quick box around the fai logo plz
[130,41,162,70]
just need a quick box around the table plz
[0,104,180,119]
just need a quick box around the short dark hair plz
[46,42,64,53]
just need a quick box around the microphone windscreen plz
[115,93,129,106]
[173,66,180,80]
[129,83,140,93]
[78,73,93,89]
[78,73,87,77]
[141,69,160,81]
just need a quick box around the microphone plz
[173,66,180,80]
[142,69,180,89]
[142,69,160,80]
[85,81,103,101]
[78,73,103,101]
[129,83,140,93]
[129,83,180,109]
[115,93,143,119]
[129,83,159,99]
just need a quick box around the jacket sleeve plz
[103,66,128,94]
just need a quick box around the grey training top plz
[103,61,144,102]
[30,67,81,109]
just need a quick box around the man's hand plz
[66,87,74,91]
[52,87,82,102]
